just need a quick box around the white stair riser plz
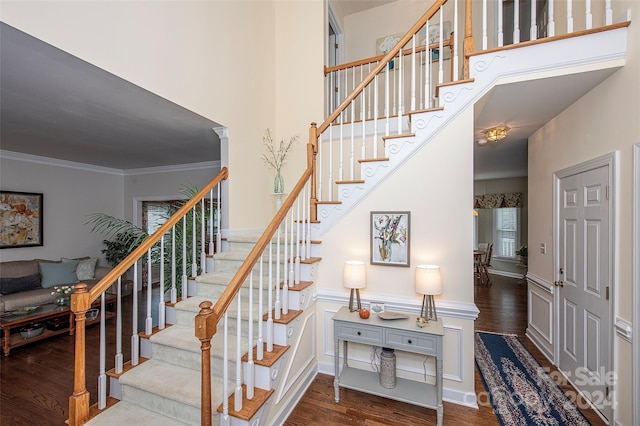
[120,386,201,426]
[152,343,238,376]
[244,356,287,391]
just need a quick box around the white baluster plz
[221,312,229,425]
[235,293,242,412]
[283,210,289,315]
[514,0,520,43]
[498,0,504,47]
[327,123,333,201]
[257,256,264,361]
[605,0,612,25]
[295,196,301,285]
[267,240,274,352]
[566,0,573,33]
[373,74,379,157]
[98,292,106,409]
[208,189,214,256]
[275,224,281,320]
[482,0,488,49]
[397,42,403,133]
[146,249,152,335]
[115,277,123,373]
[548,0,556,36]
[159,236,166,330]
[350,77,355,181]
[385,56,390,138]
[289,209,295,288]
[182,217,187,300]
[425,21,430,109]
[191,207,197,278]
[530,0,538,40]
[247,273,255,398]
[339,116,344,184]
[411,35,416,112]
[453,0,459,80]
[585,0,592,29]
[306,182,312,261]
[367,63,373,119]
[216,183,222,257]
[438,10,444,85]
[319,123,324,200]
[131,261,139,366]
[301,186,307,261]
[200,198,206,273]
[171,226,177,304]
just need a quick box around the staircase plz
[87,232,320,425]
[68,1,631,425]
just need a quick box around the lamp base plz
[348,288,362,312]
[420,294,437,322]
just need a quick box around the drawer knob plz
[407,339,413,344]
[357,331,362,336]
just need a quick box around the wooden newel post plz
[308,122,318,222]
[195,301,216,426]
[68,283,91,426]
[463,0,474,79]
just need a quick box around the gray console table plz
[333,306,444,425]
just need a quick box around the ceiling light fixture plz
[485,125,510,142]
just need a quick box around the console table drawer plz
[335,323,383,345]
[385,329,438,355]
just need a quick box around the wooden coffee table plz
[0,295,116,356]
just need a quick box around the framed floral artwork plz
[0,191,43,248]
[370,211,410,267]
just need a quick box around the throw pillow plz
[40,260,80,288]
[0,273,41,295]
[62,257,98,280]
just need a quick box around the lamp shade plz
[415,265,442,295]
[343,260,366,289]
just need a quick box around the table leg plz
[3,327,10,356]
[334,338,340,402]
[436,355,443,426]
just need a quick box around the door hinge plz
[606,185,609,200]
[335,43,339,49]
[606,286,610,300]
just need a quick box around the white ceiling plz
[0,23,222,170]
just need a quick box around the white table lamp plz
[416,265,442,322]
[344,260,366,312]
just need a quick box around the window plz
[493,208,520,258]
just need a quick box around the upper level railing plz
[68,168,228,425]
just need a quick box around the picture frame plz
[0,191,43,248]
[370,211,410,267]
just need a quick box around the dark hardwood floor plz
[1,276,607,425]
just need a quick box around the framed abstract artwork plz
[0,191,43,248]
[370,211,410,267]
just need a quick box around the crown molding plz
[0,150,220,176]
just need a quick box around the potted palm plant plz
[515,245,528,265]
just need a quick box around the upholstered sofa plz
[0,257,112,313]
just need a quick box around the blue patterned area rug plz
[475,331,590,425]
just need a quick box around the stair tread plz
[106,357,149,379]
[358,157,389,163]
[279,280,313,291]
[217,385,274,421]
[382,132,415,140]
[85,400,191,426]
[119,358,224,406]
[242,342,289,367]
[263,309,302,324]
[150,323,249,356]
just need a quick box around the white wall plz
[528,2,639,423]
[0,0,324,230]
[316,107,478,401]
[0,155,124,263]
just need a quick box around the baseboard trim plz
[488,269,526,280]
[272,366,318,425]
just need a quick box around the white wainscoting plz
[526,273,555,362]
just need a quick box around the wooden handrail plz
[317,0,448,135]
[71,167,229,313]
[324,37,454,75]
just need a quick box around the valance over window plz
[474,192,523,209]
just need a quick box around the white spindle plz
[234,293,242,412]
[482,0,488,49]
[159,236,166,330]
[319,124,324,200]
[295,196,301,285]
[221,313,229,424]
[98,292,106,409]
[530,0,538,40]
[182,217,187,300]
[208,189,214,256]
[385,58,390,137]
[283,210,289,315]
[306,184,312,261]
[171,226,177,304]
[373,74,379,157]
[301,185,307,261]
[289,209,295,288]
[548,0,556,36]
[328,124,333,201]
[567,0,573,33]
[438,10,444,85]
[146,249,152,335]
[191,207,197,278]
[200,199,206,273]
[585,0,593,29]
[411,35,416,112]
[424,21,430,110]
[498,0,504,46]
[247,273,255,398]
[339,117,344,183]
[453,0,459,80]
[514,0,520,43]
[275,224,281,320]
[115,277,123,374]
[361,74,366,161]
[257,256,264,361]
[367,63,373,119]
[605,0,613,25]
[267,240,274,352]
[131,261,139,366]
[350,74,355,180]
[216,183,221,256]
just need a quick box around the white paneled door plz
[558,163,612,422]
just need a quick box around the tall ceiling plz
[0,23,222,170]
